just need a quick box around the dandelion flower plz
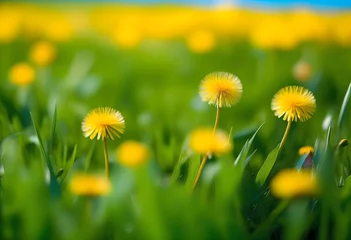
[272,86,316,122]
[298,146,314,156]
[189,128,232,155]
[270,169,318,198]
[9,63,35,87]
[117,140,149,167]
[30,41,56,66]
[186,29,215,53]
[82,107,125,141]
[200,72,243,108]
[70,174,111,196]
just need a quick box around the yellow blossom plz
[82,107,125,141]
[270,169,318,198]
[30,41,56,66]
[186,29,216,53]
[9,63,35,87]
[189,128,232,155]
[272,86,316,122]
[298,146,314,156]
[117,141,149,167]
[70,174,111,196]
[199,72,243,108]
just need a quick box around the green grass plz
[1,37,351,239]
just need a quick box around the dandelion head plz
[30,41,56,66]
[189,127,232,155]
[117,140,149,167]
[186,29,215,53]
[270,169,318,198]
[200,72,242,108]
[70,174,111,196]
[82,107,125,141]
[272,86,316,122]
[9,63,35,87]
[298,145,314,156]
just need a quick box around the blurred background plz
[1,1,351,239]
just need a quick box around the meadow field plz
[1,3,351,240]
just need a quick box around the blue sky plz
[93,0,351,9]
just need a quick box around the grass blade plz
[235,123,264,169]
[61,144,77,183]
[337,82,351,132]
[30,113,60,196]
[255,144,280,186]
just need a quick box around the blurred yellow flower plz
[112,26,141,49]
[272,86,316,122]
[117,140,149,167]
[70,174,111,196]
[298,146,314,156]
[200,72,243,108]
[9,63,35,87]
[189,128,232,154]
[0,9,20,43]
[30,41,56,66]
[82,107,125,141]
[186,29,215,53]
[270,169,318,198]
[293,61,312,82]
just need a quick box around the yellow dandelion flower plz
[9,63,35,87]
[30,41,56,67]
[117,140,149,167]
[82,107,125,141]
[189,128,232,155]
[272,86,316,122]
[70,174,111,196]
[200,72,243,108]
[270,169,318,198]
[298,146,314,156]
[186,29,216,53]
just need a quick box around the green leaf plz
[255,144,280,186]
[30,112,60,197]
[48,103,57,156]
[60,144,77,183]
[337,82,351,133]
[234,123,264,169]
[185,154,201,191]
[84,141,95,171]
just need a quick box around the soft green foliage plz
[1,38,351,240]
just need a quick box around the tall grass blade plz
[255,144,280,186]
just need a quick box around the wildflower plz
[117,141,149,167]
[270,169,318,198]
[82,107,125,178]
[298,146,314,156]
[70,174,111,196]
[200,71,243,108]
[186,29,215,53]
[9,63,35,87]
[30,41,56,67]
[82,107,125,141]
[272,86,316,122]
[189,128,232,155]
[293,61,312,82]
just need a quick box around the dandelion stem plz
[213,106,220,134]
[279,120,292,150]
[193,105,221,191]
[103,139,109,178]
[192,154,208,191]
